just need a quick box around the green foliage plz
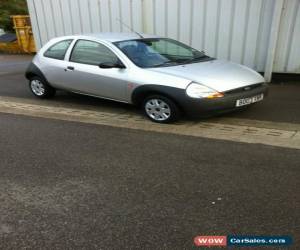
[0,0,28,32]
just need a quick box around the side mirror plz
[99,61,126,69]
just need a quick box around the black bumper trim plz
[182,83,269,117]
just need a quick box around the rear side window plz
[70,40,119,65]
[44,39,73,60]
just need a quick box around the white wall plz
[274,0,300,73]
[27,0,300,74]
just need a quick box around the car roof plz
[61,32,161,42]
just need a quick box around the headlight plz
[186,82,224,99]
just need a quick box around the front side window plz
[44,39,73,60]
[114,38,211,68]
[70,40,119,65]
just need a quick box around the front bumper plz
[180,83,269,117]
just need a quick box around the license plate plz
[236,94,264,107]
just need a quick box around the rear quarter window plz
[44,39,73,60]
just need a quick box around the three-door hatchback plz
[26,32,268,123]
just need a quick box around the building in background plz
[26,0,300,81]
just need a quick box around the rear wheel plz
[143,95,180,123]
[29,76,56,98]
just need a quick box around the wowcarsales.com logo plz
[194,236,227,247]
[194,235,293,247]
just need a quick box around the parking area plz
[0,54,300,249]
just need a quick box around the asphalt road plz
[0,113,299,249]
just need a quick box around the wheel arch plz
[131,84,186,111]
[25,62,49,85]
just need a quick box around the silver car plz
[26,32,268,123]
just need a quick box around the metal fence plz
[27,0,300,80]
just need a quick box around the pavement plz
[0,54,300,249]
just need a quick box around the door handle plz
[65,66,74,71]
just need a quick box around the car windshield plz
[114,38,211,68]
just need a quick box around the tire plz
[142,95,181,123]
[29,76,56,99]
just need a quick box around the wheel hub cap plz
[145,99,171,121]
[31,80,45,96]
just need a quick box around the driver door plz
[60,39,128,102]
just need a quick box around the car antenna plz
[116,18,144,38]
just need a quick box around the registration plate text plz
[236,94,264,107]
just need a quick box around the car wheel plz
[29,76,56,98]
[143,95,180,123]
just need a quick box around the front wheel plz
[29,76,56,98]
[143,95,181,123]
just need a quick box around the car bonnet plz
[147,59,265,92]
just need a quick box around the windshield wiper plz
[183,55,209,63]
[151,55,209,68]
[152,61,178,67]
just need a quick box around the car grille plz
[224,83,264,94]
